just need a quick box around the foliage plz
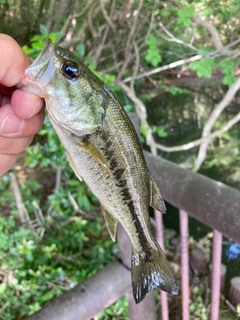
[22,25,64,59]
[0,175,10,192]
[189,287,208,320]
[144,35,162,67]
[1,0,240,318]
[189,59,214,78]
[220,60,237,87]
[96,296,129,320]
[177,5,195,27]
[0,182,114,319]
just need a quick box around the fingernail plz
[0,114,24,135]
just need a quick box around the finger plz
[11,89,44,119]
[0,105,45,137]
[0,34,31,86]
[0,154,18,176]
[0,136,33,154]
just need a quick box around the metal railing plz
[27,150,240,320]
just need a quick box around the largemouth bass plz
[20,39,178,303]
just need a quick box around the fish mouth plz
[19,39,56,95]
[26,39,54,81]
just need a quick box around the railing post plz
[210,230,222,320]
[180,209,190,320]
[155,209,169,320]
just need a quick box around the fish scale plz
[20,39,178,303]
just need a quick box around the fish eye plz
[61,61,80,80]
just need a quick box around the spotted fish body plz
[21,39,178,303]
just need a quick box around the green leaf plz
[124,104,134,112]
[144,36,162,67]
[140,122,148,137]
[49,33,56,44]
[167,86,189,95]
[156,127,168,138]
[76,44,85,57]
[189,59,213,78]
[177,5,195,19]
[22,45,35,56]
[53,32,65,39]
[177,5,195,26]
[146,35,158,47]
[39,24,49,36]
[220,60,237,87]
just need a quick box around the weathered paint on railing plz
[144,152,240,243]
[210,231,223,320]
[180,210,190,320]
[27,261,131,320]
[155,209,170,320]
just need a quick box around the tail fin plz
[131,245,178,304]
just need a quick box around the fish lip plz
[25,39,54,80]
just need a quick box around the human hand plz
[0,34,45,176]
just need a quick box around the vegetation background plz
[0,0,240,319]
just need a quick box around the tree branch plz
[118,82,157,155]
[154,111,240,152]
[158,21,198,51]
[122,54,203,83]
[116,0,143,82]
[99,0,116,33]
[9,172,30,225]
[194,76,240,168]
[193,17,239,57]
[60,0,95,35]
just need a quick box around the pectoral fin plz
[79,139,110,174]
[101,204,118,241]
[149,172,166,214]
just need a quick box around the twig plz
[118,82,157,155]
[60,0,95,35]
[224,299,237,313]
[59,4,101,48]
[193,17,239,57]
[53,166,63,192]
[46,0,56,32]
[99,0,115,33]
[159,21,198,51]
[122,54,203,83]
[154,111,240,153]
[130,41,140,91]
[88,1,98,38]
[118,0,134,27]
[9,172,30,225]
[116,0,143,82]
[194,76,240,168]
[122,35,240,83]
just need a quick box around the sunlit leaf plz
[39,24,49,36]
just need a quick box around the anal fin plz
[149,172,166,214]
[101,204,118,241]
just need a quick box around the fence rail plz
[145,151,240,243]
[27,150,240,320]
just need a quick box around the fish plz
[20,39,178,303]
